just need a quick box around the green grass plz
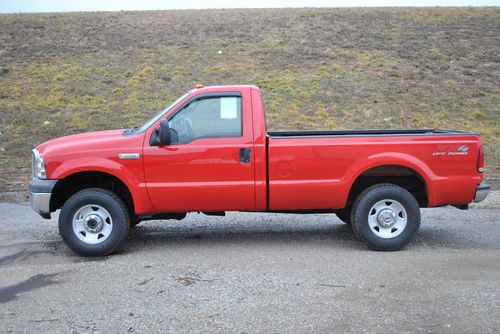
[0,7,498,191]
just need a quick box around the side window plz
[169,96,242,144]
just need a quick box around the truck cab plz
[29,85,489,256]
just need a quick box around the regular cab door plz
[143,91,255,212]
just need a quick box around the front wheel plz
[58,188,130,256]
[351,184,420,251]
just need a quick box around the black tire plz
[334,207,352,225]
[58,188,130,256]
[351,184,420,251]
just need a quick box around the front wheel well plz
[346,165,428,208]
[50,171,134,216]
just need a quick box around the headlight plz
[32,149,47,179]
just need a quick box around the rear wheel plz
[58,188,130,256]
[351,184,420,251]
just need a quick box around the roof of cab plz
[188,84,259,94]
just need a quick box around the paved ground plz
[0,194,499,333]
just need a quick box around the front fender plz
[49,157,154,215]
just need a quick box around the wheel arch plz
[344,154,435,208]
[50,171,136,217]
[48,156,155,214]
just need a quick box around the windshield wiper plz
[123,125,141,136]
[127,125,140,132]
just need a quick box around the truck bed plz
[266,129,482,211]
[267,129,469,138]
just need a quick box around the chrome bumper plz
[28,179,58,219]
[473,183,490,203]
[30,192,52,216]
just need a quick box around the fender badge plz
[432,145,469,156]
[119,153,141,160]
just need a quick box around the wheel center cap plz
[377,209,397,228]
[85,214,103,233]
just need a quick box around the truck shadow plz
[126,221,359,248]
[123,219,500,251]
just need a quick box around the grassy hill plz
[0,7,498,193]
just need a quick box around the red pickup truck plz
[29,85,489,256]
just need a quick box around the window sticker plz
[220,97,238,119]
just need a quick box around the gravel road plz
[0,194,499,333]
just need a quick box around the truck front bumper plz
[473,183,490,203]
[28,179,58,219]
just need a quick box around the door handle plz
[239,148,251,163]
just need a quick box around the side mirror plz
[150,119,171,146]
[158,119,171,146]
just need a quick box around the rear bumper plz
[28,179,58,219]
[473,183,490,203]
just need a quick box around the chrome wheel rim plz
[72,204,113,244]
[368,199,407,239]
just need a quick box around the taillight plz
[477,144,484,173]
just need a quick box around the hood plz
[37,129,126,155]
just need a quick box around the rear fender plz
[344,152,440,206]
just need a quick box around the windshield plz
[133,92,190,134]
